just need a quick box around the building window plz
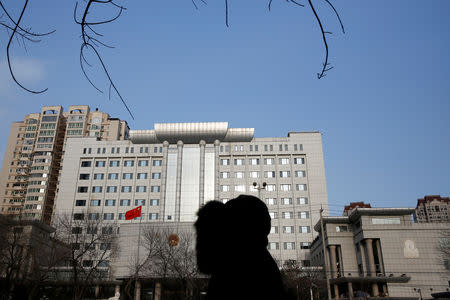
[295,170,306,177]
[266,184,276,191]
[120,199,130,206]
[280,184,291,191]
[266,198,277,205]
[88,213,100,220]
[149,213,159,220]
[220,172,230,178]
[294,157,305,165]
[282,212,293,219]
[283,226,294,234]
[300,242,311,249]
[72,227,82,234]
[234,185,245,192]
[92,186,103,193]
[152,160,161,167]
[270,226,278,234]
[249,158,259,165]
[281,198,292,205]
[81,161,92,167]
[221,159,230,166]
[105,199,116,206]
[297,197,308,205]
[138,173,148,179]
[95,161,106,167]
[151,173,161,179]
[136,160,148,167]
[121,186,132,193]
[135,199,146,206]
[284,242,295,250]
[150,199,159,206]
[77,187,88,193]
[108,173,119,180]
[299,211,310,219]
[300,226,311,233]
[79,174,90,180]
[296,184,307,191]
[234,159,245,166]
[73,213,85,220]
[279,171,290,178]
[124,160,134,167]
[109,160,120,167]
[265,171,275,178]
[235,172,244,179]
[93,173,104,180]
[151,186,160,193]
[118,213,126,220]
[294,144,298,151]
[268,242,279,250]
[90,199,101,206]
[104,213,114,220]
[122,173,133,180]
[106,186,117,193]
[249,171,259,178]
[371,218,401,225]
[264,158,274,165]
[279,158,290,165]
[136,186,147,193]
[221,185,230,192]
[75,200,86,206]
[279,144,283,151]
[269,212,278,219]
[336,226,348,232]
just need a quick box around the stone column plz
[329,245,338,278]
[382,284,388,295]
[95,285,100,298]
[214,140,220,200]
[154,281,162,300]
[334,284,340,300]
[371,283,379,297]
[175,140,183,221]
[359,242,366,276]
[365,239,376,276]
[134,281,141,300]
[199,140,206,205]
[160,141,169,220]
[347,282,354,300]
[115,284,120,294]
[375,239,384,274]
[337,245,344,277]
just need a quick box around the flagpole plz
[134,207,142,300]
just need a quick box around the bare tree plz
[52,212,120,300]
[281,260,327,300]
[439,230,450,273]
[1,0,344,119]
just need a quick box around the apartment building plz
[310,207,450,299]
[414,195,449,223]
[0,105,129,224]
[54,122,329,268]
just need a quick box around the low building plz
[414,195,450,223]
[310,207,450,299]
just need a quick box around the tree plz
[439,230,450,273]
[52,212,120,300]
[0,0,344,119]
[281,260,327,300]
[125,225,199,300]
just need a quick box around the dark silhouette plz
[195,195,288,300]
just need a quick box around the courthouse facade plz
[55,122,329,267]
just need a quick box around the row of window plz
[221,157,305,166]
[269,211,310,219]
[75,199,159,207]
[265,197,308,205]
[220,144,304,152]
[270,226,311,234]
[79,172,161,180]
[73,212,159,221]
[220,170,305,179]
[77,186,161,193]
[268,242,311,250]
[83,146,163,155]
[81,160,162,168]
[221,184,307,192]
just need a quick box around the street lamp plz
[253,182,267,199]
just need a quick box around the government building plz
[54,121,329,268]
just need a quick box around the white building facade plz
[55,122,329,270]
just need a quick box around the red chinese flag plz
[125,206,142,220]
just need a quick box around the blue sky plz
[1,0,449,215]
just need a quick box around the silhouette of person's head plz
[194,200,226,274]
